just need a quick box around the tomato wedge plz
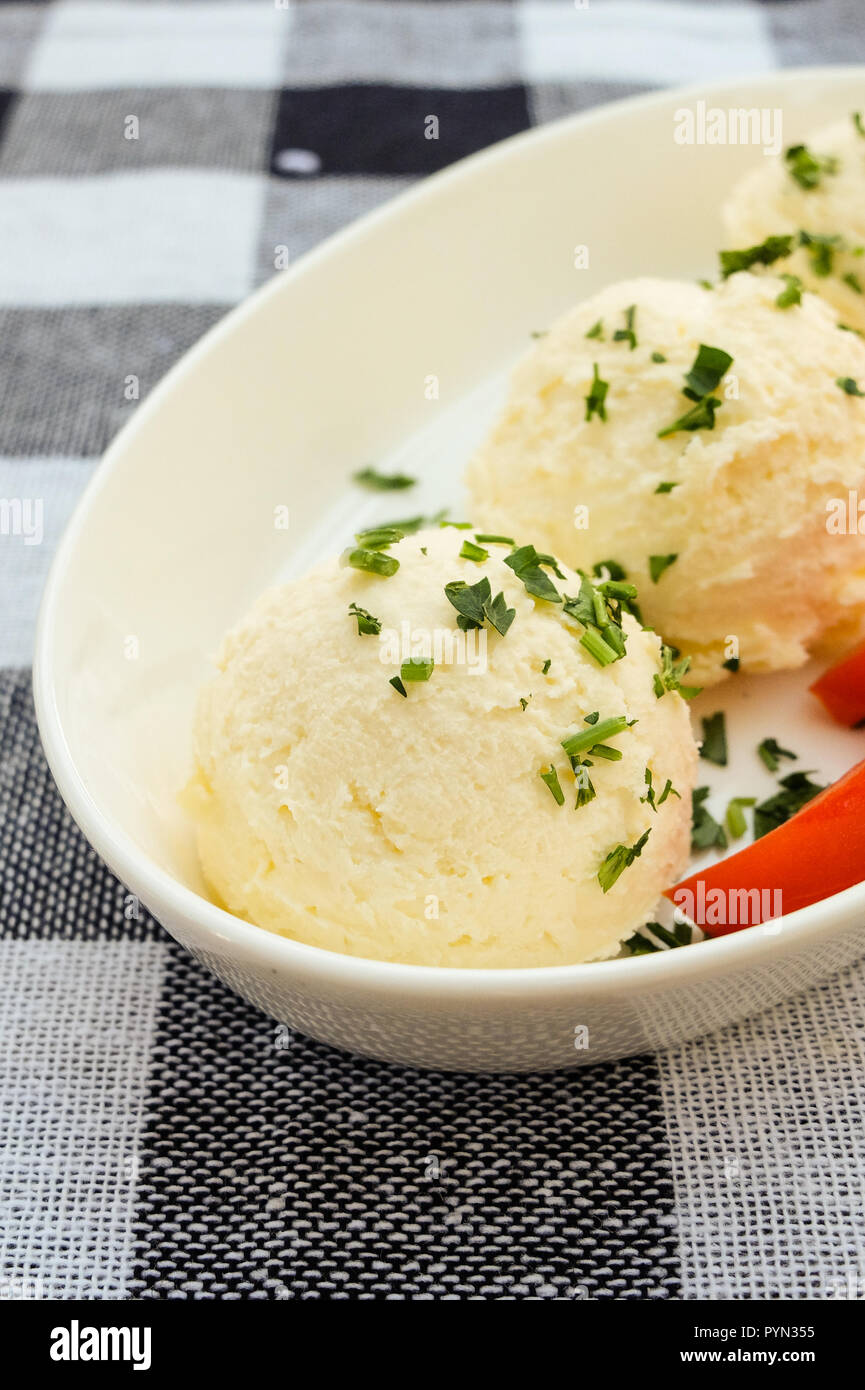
[664,757,865,936]
[810,641,865,727]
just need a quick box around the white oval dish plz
[34,67,865,1072]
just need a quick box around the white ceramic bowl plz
[35,67,865,1072]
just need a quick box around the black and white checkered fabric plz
[3,0,865,1302]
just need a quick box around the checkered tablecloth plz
[3,0,865,1302]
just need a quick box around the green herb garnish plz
[504,544,563,603]
[598,829,651,894]
[776,274,803,308]
[655,481,679,493]
[341,546,400,577]
[843,271,864,294]
[401,657,434,683]
[561,714,631,759]
[474,533,514,545]
[654,643,700,699]
[649,553,678,583]
[658,395,722,437]
[444,575,515,635]
[540,765,565,806]
[785,144,839,190]
[651,351,667,363]
[799,230,842,277]
[542,658,551,674]
[757,737,797,773]
[348,602,382,635]
[460,539,488,562]
[837,376,865,396]
[753,771,825,839]
[625,919,696,954]
[613,304,637,350]
[641,767,680,812]
[585,362,609,423]
[353,466,416,491]
[354,525,405,549]
[691,786,727,851]
[725,796,756,840]
[854,112,865,138]
[700,711,728,767]
[722,656,740,672]
[719,234,794,279]
[389,676,407,697]
[683,344,733,400]
[585,319,604,340]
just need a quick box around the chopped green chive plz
[341,546,400,577]
[754,771,825,839]
[691,787,727,852]
[459,539,488,562]
[785,144,839,190]
[641,767,680,812]
[573,764,597,810]
[579,627,619,666]
[439,519,473,530]
[725,796,756,840]
[649,553,678,583]
[348,602,382,636]
[843,271,864,294]
[598,829,651,894]
[700,711,728,767]
[837,376,865,396]
[775,274,803,308]
[473,533,514,545]
[757,737,797,773]
[585,319,604,340]
[540,764,565,806]
[719,234,794,279]
[651,351,667,364]
[353,466,416,491]
[541,658,552,675]
[519,696,530,711]
[585,362,609,423]
[655,481,679,494]
[854,111,865,138]
[354,525,405,549]
[613,304,637,350]
[444,575,515,635]
[389,676,407,697]
[722,656,740,672]
[561,714,630,759]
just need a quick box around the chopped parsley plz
[784,143,839,190]
[719,234,794,279]
[641,767,680,812]
[625,919,696,954]
[542,658,552,674]
[540,764,565,806]
[775,274,803,309]
[655,481,679,494]
[401,657,434,683]
[700,711,728,767]
[654,643,701,699]
[613,304,637,350]
[683,344,734,400]
[389,676,407,698]
[504,544,564,603]
[585,319,604,340]
[837,376,865,396]
[843,271,864,294]
[353,466,416,491]
[658,394,722,437]
[444,575,515,635]
[754,771,825,839]
[649,553,678,583]
[651,351,667,364]
[598,828,651,894]
[348,602,382,636]
[459,539,488,562]
[341,546,400,577]
[854,111,865,138]
[757,737,797,773]
[562,572,636,666]
[725,796,756,840]
[723,656,740,672]
[585,362,609,423]
[519,696,530,711]
[691,786,727,852]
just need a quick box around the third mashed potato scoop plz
[467,272,865,685]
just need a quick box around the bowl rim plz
[33,64,865,999]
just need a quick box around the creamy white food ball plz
[187,527,697,968]
[723,115,865,334]
[467,273,865,685]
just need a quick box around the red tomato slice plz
[811,642,865,727]
[664,758,865,936]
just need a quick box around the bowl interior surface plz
[37,67,865,982]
